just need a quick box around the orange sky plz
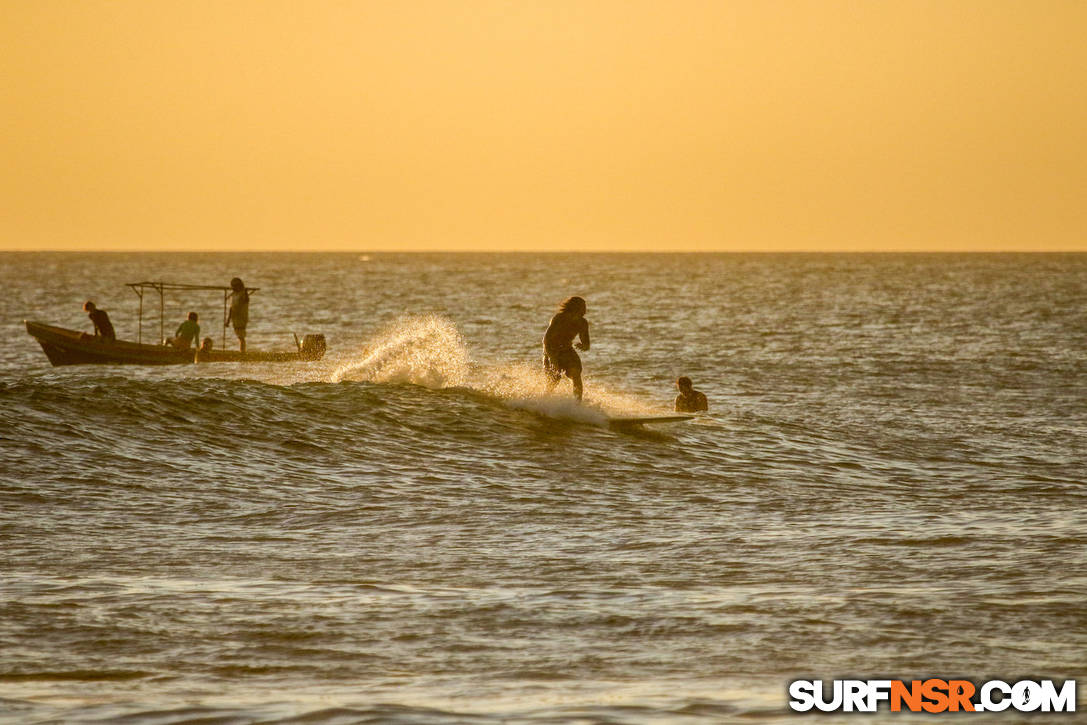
[2,0,1085,252]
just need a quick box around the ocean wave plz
[326,314,665,425]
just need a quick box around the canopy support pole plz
[128,284,145,344]
[122,282,258,350]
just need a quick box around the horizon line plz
[2,248,1085,254]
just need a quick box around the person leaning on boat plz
[226,277,249,352]
[83,301,115,342]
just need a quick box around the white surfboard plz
[607,414,695,427]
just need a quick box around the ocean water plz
[1,252,1085,724]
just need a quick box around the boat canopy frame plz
[126,281,258,348]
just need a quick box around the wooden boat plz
[25,322,326,366]
[26,281,327,367]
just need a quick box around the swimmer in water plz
[674,376,708,413]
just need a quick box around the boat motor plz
[300,334,326,360]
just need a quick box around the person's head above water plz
[677,376,693,391]
[230,277,245,291]
[187,311,198,322]
[559,296,586,316]
[83,301,96,312]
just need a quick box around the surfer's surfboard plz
[608,414,695,426]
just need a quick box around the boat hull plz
[25,322,325,367]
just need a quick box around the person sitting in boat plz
[674,376,708,413]
[83,301,116,342]
[226,277,249,353]
[167,311,200,350]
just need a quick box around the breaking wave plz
[329,315,660,424]
[330,315,470,388]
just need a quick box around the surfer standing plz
[543,296,590,401]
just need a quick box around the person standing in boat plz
[226,277,249,353]
[83,301,116,342]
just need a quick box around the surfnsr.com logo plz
[788,679,1076,713]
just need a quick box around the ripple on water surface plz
[1,253,1086,722]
